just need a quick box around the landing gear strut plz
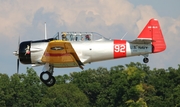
[40,65,56,87]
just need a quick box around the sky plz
[0,0,180,76]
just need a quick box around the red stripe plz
[113,40,126,58]
[44,53,70,56]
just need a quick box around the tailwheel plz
[40,71,52,82]
[143,58,149,63]
[44,76,56,87]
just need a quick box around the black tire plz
[143,58,149,63]
[44,76,56,87]
[40,71,52,82]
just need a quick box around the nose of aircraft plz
[18,41,31,64]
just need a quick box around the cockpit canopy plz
[53,32,109,41]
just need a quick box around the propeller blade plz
[18,36,20,45]
[17,36,20,55]
[16,36,20,74]
[17,59,19,74]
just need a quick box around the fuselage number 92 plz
[114,44,125,53]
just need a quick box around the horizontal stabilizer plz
[130,38,154,44]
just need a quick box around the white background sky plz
[0,0,180,76]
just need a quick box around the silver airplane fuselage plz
[29,38,152,68]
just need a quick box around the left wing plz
[41,40,84,69]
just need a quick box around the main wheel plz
[40,71,52,82]
[44,76,56,87]
[143,58,149,63]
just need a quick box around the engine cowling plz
[18,38,57,64]
[19,41,32,64]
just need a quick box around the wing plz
[41,40,84,69]
[129,39,154,44]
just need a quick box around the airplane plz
[13,18,166,87]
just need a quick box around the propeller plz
[13,37,20,74]
[17,58,19,74]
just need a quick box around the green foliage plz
[70,67,110,106]
[1,62,180,106]
[42,84,89,107]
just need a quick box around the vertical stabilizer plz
[137,18,166,53]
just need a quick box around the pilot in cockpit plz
[85,35,91,41]
[62,33,67,41]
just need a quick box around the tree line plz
[0,62,180,107]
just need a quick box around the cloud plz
[0,0,167,38]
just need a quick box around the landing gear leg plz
[40,64,56,87]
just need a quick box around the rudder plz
[137,18,166,53]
